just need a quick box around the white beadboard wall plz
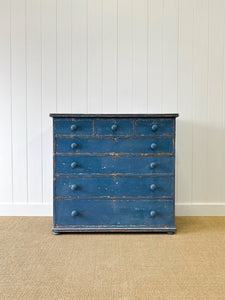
[0,0,225,216]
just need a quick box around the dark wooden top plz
[50,113,179,118]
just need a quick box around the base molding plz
[175,203,225,216]
[52,226,177,233]
[0,203,225,216]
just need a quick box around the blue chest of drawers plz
[50,114,178,234]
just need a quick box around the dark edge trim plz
[174,118,177,227]
[50,113,179,118]
[53,118,56,228]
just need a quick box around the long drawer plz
[55,137,174,155]
[55,200,174,227]
[55,176,174,199]
[55,155,174,175]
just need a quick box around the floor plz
[0,217,224,300]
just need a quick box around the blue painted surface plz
[55,200,174,226]
[95,119,133,136]
[55,156,174,175]
[135,119,174,136]
[55,119,93,136]
[55,176,174,199]
[56,137,174,154]
[51,114,178,233]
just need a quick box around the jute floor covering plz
[0,217,224,300]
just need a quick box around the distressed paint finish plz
[50,114,178,233]
[55,176,174,199]
[55,155,174,175]
[55,137,174,155]
[55,200,174,227]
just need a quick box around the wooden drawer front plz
[136,119,174,136]
[56,137,173,155]
[55,176,174,199]
[95,119,133,136]
[55,156,174,175]
[55,200,173,226]
[55,119,93,136]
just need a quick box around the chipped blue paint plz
[50,114,178,234]
[55,137,174,155]
[55,176,174,199]
[55,155,174,175]
[55,200,174,227]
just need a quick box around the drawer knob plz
[71,124,77,131]
[150,162,157,169]
[71,184,78,191]
[150,210,157,217]
[71,210,78,217]
[71,162,78,168]
[71,143,78,149]
[111,124,118,131]
[151,124,158,132]
[150,184,157,191]
[150,143,157,150]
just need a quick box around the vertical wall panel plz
[72,0,88,113]
[148,0,163,113]
[176,0,194,204]
[117,0,133,112]
[132,0,148,112]
[57,0,72,112]
[102,0,117,113]
[42,0,57,203]
[162,0,178,112]
[206,0,225,204]
[192,0,209,204]
[26,0,42,203]
[11,0,27,203]
[223,39,225,205]
[0,0,12,203]
[87,0,102,113]
[1,0,225,215]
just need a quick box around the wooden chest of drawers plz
[50,114,178,234]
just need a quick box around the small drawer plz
[55,199,174,227]
[135,119,174,136]
[55,176,174,199]
[55,137,174,154]
[95,119,133,136]
[55,155,174,175]
[54,119,93,136]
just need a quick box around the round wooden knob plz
[151,124,158,132]
[71,162,78,168]
[71,124,77,131]
[151,143,157,150]
[71,210,78,217]
[150,162,157,169]
[150,184,157,191]
[71,184,78,191]
[150,210,156,217]
[111,124,118,131]
[71,143,78,149]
